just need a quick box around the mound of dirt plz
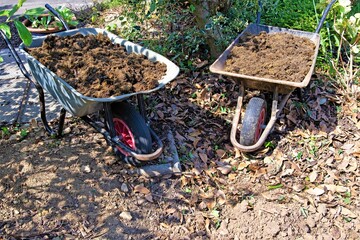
[26,33,167,98]
[225,32,316,82]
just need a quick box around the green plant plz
[319,0,359,96]
[20,128,28,138]
[267,183,283,190]
[1,126,10,137]
[264,141,275,148]
[0,0,32,62]
[24,6,78,30]
[55,6,79,29]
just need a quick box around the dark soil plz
[225,32,316,82]
[0,19,22,49]
[26,34,167,98]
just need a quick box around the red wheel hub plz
[255,108,266,142]
[113,118,135,155]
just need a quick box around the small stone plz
[320,234,333,240]
[317,204,327,216]
[120,183,129,193]
[30,118,38,129]
[238,200,248,213]
[306,216,316,228]
[264,222,280,237]
[292,183,305,192]
[303,233,315,240]
[73,127,81,134]
[71,138,81,144]
[63,127,71,135]
[280,209,289,217]
[81,165,91,173]
[9,134,18,142]
[119,211,132,221]
[299,222,311,234]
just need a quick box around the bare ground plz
[1,72,360,239]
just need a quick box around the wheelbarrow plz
[0,4,180,166]
[210,0,337,152]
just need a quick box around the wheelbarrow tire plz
[240,97,267,146]
[111,101,152,166]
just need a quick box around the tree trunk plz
[189,0,233,58]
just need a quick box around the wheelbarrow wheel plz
[110,101,152,166]
[240,97,267,146]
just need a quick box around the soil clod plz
[27,33,167,98]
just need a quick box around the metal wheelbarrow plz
[0,4,180,166]
[210,0,337,152]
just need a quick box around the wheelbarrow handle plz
[45,3,70,31]
[256,0,337,34]
[315,0,337,34]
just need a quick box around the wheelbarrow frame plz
[210,0,337,152]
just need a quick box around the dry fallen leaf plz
[199,153,208,163]
[292,184,305,192]
[193,138,200,148]
[157,110,164,119]
[217,165,232,175]
[321,184,349,193]
[216,190,226,205]
[305,187,325,196]
[134,185,150,194]
[166,208,177,214]
[238,161,250,170]
[341,207,357,218]
[160,222,170,229]
[309,171,318,183]
[216,149,226,158]
[145,194,154,203]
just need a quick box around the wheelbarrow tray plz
[210,23,320,94]
[19,28,180,117]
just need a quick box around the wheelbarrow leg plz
[103,102,116,137]
[137,94,147,122]
[57,108,66,136]
[0,30,62,137]
[36,86,56,136]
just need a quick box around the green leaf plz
[14,20,32,46]
[8,5,20,18]
[267,183,283,190]
[24,7,45,16]
[0,10,11,17]
[18,0,27,5]
[0,56,3,63]
[0,23,11,39]
[7,0,27,18]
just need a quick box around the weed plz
[184,187,192,194]
[20,129,28,138]
[1,127,10,136]
[267,183,283,190]
[296,151,303,160]
[264,141,275,148]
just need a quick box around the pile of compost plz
[26,33,167,98]
[225,32,316,82]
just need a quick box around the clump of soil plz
[225,32,316,82]
[27,33,167,98]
